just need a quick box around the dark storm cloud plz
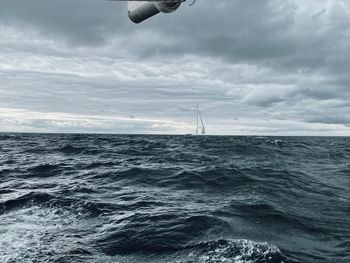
[1,0,348,70]
[0,0,127,45]
[0,0,350,134]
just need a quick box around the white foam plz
[190,239,283,263]
[0,205,79,263]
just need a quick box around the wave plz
[0,191,117,219]
[87,165,255,192]
[171,167,254,191]
[26,163,63,178]
[186,239,288,263]
[95,214,230,255]
[0,192,54,214]
[57,144,86,154]
[96,236,288,263]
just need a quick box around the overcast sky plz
[0,0,350,135]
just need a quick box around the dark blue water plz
[0,133,349,263]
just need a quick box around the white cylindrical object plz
[128,1,181,24]
[128,2,160,24]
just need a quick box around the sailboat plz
[195,105,206,135]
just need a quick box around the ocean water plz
[0,133,349,263]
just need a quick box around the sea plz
[0,133,349,263]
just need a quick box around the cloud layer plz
[0,0,350,135]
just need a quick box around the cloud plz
[0,0,350,135]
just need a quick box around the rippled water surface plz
[0,133,349,263]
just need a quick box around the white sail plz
[195,105,206,135]
[199,110,206,135]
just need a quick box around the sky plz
[0,0,350,135]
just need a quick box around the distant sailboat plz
[195,105,206,135]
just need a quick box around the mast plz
[195,104,199,135]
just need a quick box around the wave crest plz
[188,239,286,263]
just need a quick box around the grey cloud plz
[304,114,350,126]
[0,0,127,45]
[1,0,349,74]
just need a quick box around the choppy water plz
[0,133,349,263]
